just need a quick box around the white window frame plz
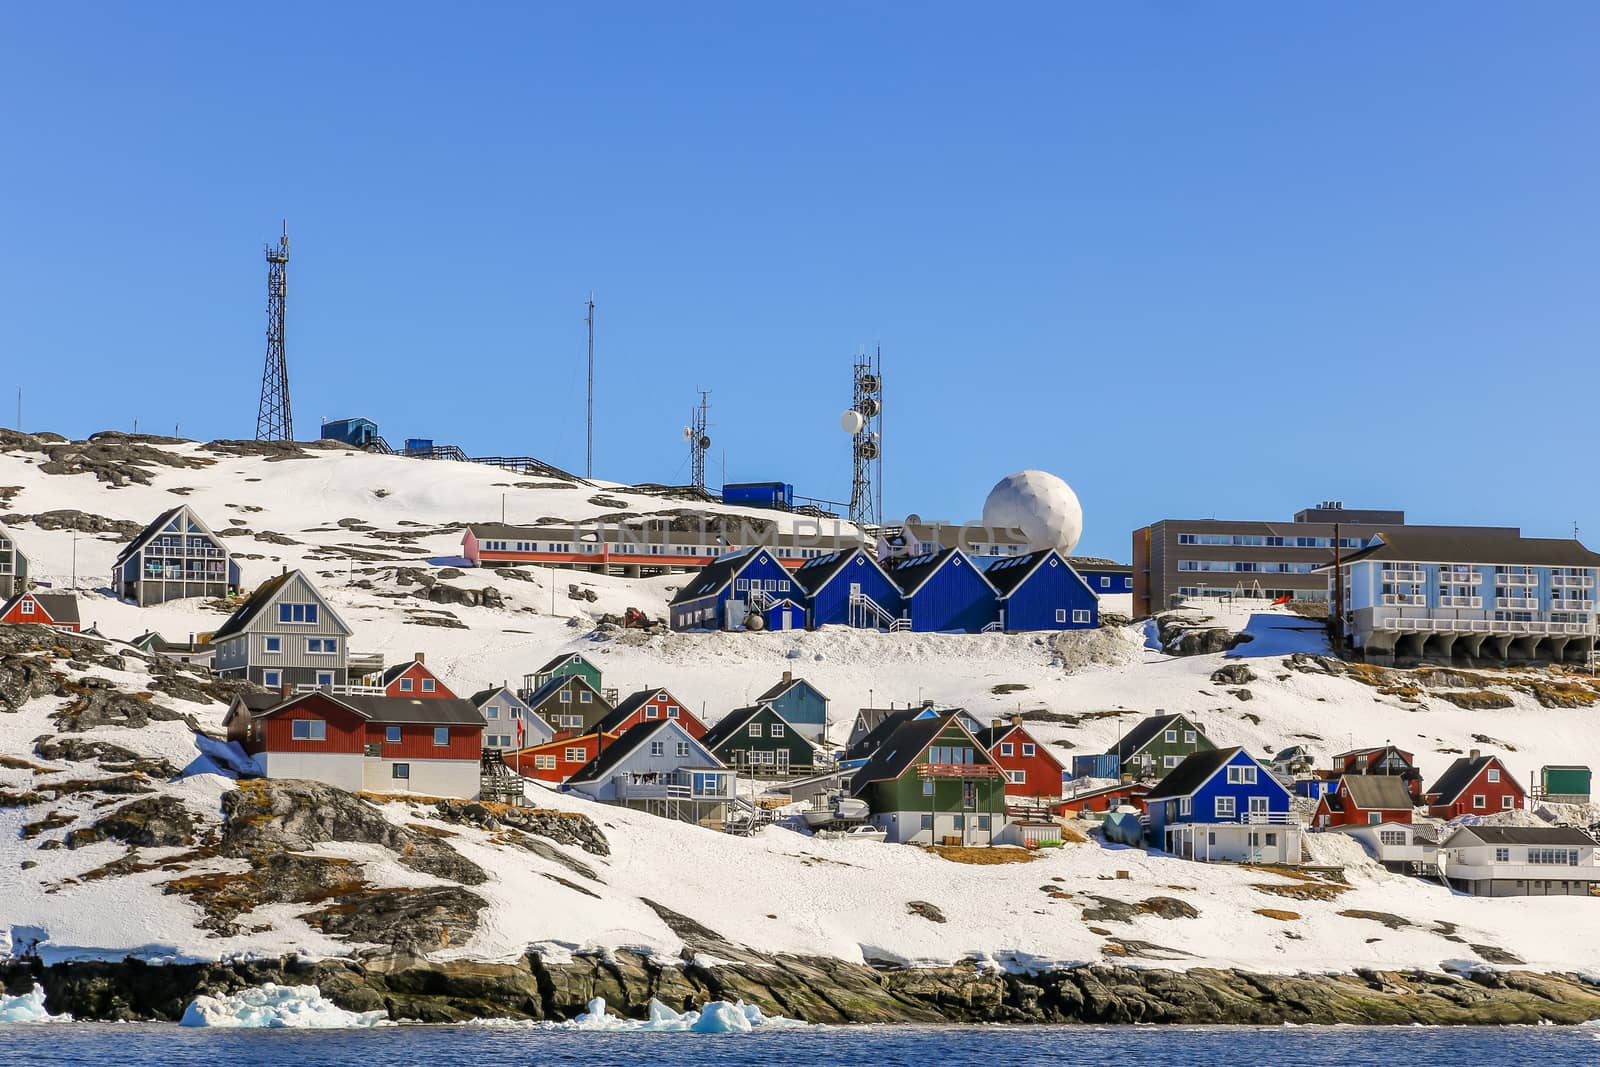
[421,678,436,693]
[1072,609,1091,624]
[999,742,1014,757]
[264,636,281,654]
[1214,796,1235,818]
[770,723,785,738]
[433,727,449,747]
[385,726,401,743]
[1021,743,1035,757]
[748,723,763,737]
[264,670,281,688]
[1055,609,1067,623]
[400,677,414,692]
[650,741,665,756]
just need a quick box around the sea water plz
[0,1021,1596,1066]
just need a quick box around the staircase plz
[848,591,899,630]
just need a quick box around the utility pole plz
[1332,522,1345,656]
[585,292,596,479]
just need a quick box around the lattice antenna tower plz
[255,221,293,442]
[844,349,882,527]
[685,390,711,492]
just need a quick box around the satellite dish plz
[698,435,711,450]
[682,426,692,441]
[857,439,880,460]
[861,374,880,394]
[840,410,865,434]
[857,396,881,419]
[905,513,923,526]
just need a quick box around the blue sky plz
[4,4,1598,559]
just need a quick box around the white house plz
[1438,825,1599,897]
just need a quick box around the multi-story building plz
[212,570,354,690]
[1327,531,1600,666]
[113,505,241,607]
[1131,502,1517,616]
[462,521,850,577]
[0,522,29,599]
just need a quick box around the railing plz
[1381,594,1426,606]
[1375,614,1598,637]
[1438,596,1483,609]
[1496,597,1538,610]
[1382,569,1425,583]
[980,621,1003,634]
[1551,600,1593,613]
[1190,810,1298,825]
[848,592,899,630]
[296,683,385,696]
[1438,573,1480,586]
[1441,860,1597,882]
[612,772,734,801]
[1553,574,1595,589]
[1495,572,1538,586]
[888,617,912,633]
[917,762,1005,779]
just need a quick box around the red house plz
[223,690,486,798]
[975,720,1066,802]
[509,730,620,783]
[0,592,81,632]
[373,652,456,699]
[1054,781,1152,815]
[1313,774,1415,828]
[1333,744,1423,798]
[1425,751,1526,820]
[595,688,708,739]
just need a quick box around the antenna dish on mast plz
[840,410,865,434]
[857,396,881,419]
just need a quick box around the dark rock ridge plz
[4,951,1600,1026]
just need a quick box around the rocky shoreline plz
[6,948,1600,1026]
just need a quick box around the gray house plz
[0,523,29,599]
[113,505,241,607]
[212,569,354,690]
[563,719,735,824]
[469,685,554,751]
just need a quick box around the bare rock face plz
[94,795,196,847]
[33,737,180,779]
[2,510,146,540]
[1210,663,1257,686]
[305,886,486,954]
[52,681,189,732]
[33,433,213,486]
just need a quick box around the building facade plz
[113,505,241,607]
[851,712,1010,846]
[1144,748,1301,864]
[1439,826,1599,897]
[0,523,29,599]
[212,570,354,690]
[0,592,80,632]
[1131,502,1517,617]
[463,521,851,578]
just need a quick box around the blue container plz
[722,482,794,509]
[404,438,434,454]
[1072,753,1121,780]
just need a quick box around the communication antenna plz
[685,390,711,493]
[585,292,595,479]
[255,221,293,442]
[841,348,883,528]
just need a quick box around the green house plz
[1108,712,1215,781]
[850,711,1009,845]
[527,652,604,694]
[701,705,816,776]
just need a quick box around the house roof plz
[1444,825,1597,848]
[594,688,681,732]
[1333,744,1413,763]
[379,660,431,686]
[1325,530,1600,570]
[211,571,295,641]
[792,548,892,596]
[565,719,713,786]
[881,547,995,598]
[1109,713,1195,762]
[983,549,1060,596]
[755,674,819,704]
[112,506,186,567]
[246,691,485,727]
[700,705,771,750]
[3,592,80,626]
[1427,755,1512,804]
[533,652,595,677]
[669,548,762,606]
[1144,747,1246,801]
[846,707,923,759]
[849,712,965,794]
[1340,774,1415,811]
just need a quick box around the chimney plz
[414,652,425,664]
[1469,748,1481,760]
[782,669,792,684]
[1010,714,1023,728]
[279,682,292,699]
[991,718,1003,729]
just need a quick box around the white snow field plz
[2,436,1600,978]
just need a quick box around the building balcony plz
[1551,599,1594,613]
[1495,572,1538,586]
[1496,597,1538,610]
[1382,569,1425,583]
[1438,573,1480,587]
[613,769,735,802]
[918,762,1006,779]
[1442,860,1598,882]
[1553,574,1595,589]
[1180,810,1298,826]
[295,683,383,696]
[1438,596,1483,609]
[1381,593,1426,607]
[1374,613,1597,637]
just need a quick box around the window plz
[771,723,785,738]
[999,742,1014,757]
[1487,768,1500,783]
[385,726,401,743]
[1072,610,1091,624]
[1021,743,1035,757]
[19,600,33,616]
[1184,731,1196,744]
[1530,849,1580,866]
[749,723,763,737]
[1055,609,1067,623]
[922,780,935,796]
[1100,577,1111,588]
[486,706,499,719]
[1214,796,1235,818]
[264,670,281,688]
[920,814,933,830]
[1368,813,1382,824]
[1473,794,1486,810]
[1007,770,1025,784]
[667,706,680,719]
[392,763,410,780]
[432,727,449,747]
[307,638,336,654]
[278,602,319,624]
[977,815,991,831]
[952,815,965,830]
[1163,755,1179,769]
[264,637,281,654]
[676,741,689,757]
[1264,832,1278,846]
[291,719,327,741]
[1226,765,1258,785]
[1164,730,1177,743]
[421,679,435,693]
[645,706,659,719]
[535,755,557,770]
[317,672,334,687]
[559,689,571,703]
[564,747,586,763]
[580,691,592,703]
[1379,831,1406,846]
[650,741,665,756]
[400,677,414,691]
[1249,796,1269,814]
[1179,797,1192,816]
[1502,795,1514,810]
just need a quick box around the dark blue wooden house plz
[794,547,904,629]
[113,505,242,607]
[1143,747,1301,864]
[668,549,803,631]
[1072,562,1135,596]
[319,417,381,449]
[983,549,1099,632]
[882,548,999,633]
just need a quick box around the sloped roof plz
[1340,774,1415,811]
[336,695,484,727]
[846,707,923,759]
[849,713,962,794]
[1427,755,1512,804]
[3,592,80,626]
[1109,713,1195,762]
[594,688,678,733]
[700,705,768,750]
[533,651,596,677]
[983,549,1057,596]
[211,571,294,641]
[756,674,821,704]
[793,548,889,595]
[882,547,994,597]
[971,723,1021,750]
[1144,747,1244,801]
[113,506,186,567]
[669,549,763,606]
[565,719,717,786]
[1328,530,1600,570]
[1444,825,1597,848]
[379,660,428,686]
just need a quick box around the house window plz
[1214,796,1235,818]
[486,706,499,719]
[676,742,689,757]
[1226,766,1258,785]
[1072,610,1091,624]
[1368,813,1382,824]
[667,707,679,719]
[385,726,402,743]
[1164,730,1177,743]
[1184,731,1196,744]
[264,637,281,654]
[771,723,785,738]
[1494,847,1510,862]
[1379,831,1406,846]
[1055,609,1067,623]
[1264,832,1278,846]
[1487,768,1501,783]
[1473,795,1486,809]
[1163,755,1179,769]
[564,747,586,763]
[291,719,327,741]
[277,603,319,624]
[1007,770,1025,784]
[433,727,449,747]
[400,677,414,692]
[392,763,410,780]
[952,815,965,830]
[749,723,763,737]
[19,600,34,616]
[650,741,665,756]
[646,707,659,719]
[920,814,933,830]
[1249,796,1269,814]
[264,670,281,688]
[1501,795,1514,810]
[535,755,557,770]
[422,679,435,693]
[317,672,334,687]
[978,815,991,831]
[1100,577,1111,588]
[1179,797,1192,816]
[307,638,336,654]
[560,690,571,703]
[580,691,592,703]
[922,780,935,796]
[999,742,1014,757]
[1021,743,1035,757]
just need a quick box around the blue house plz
[883,548,999,633]
[1072,562,1135,597]
[795,547,904,629]
[984,549,1099,632]
[754,670,830,743]
[1143,747,1301,864]
[668,549,803,631]
[319,417,381,449]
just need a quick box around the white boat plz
[802,794,870,828]
[815,823,887,843]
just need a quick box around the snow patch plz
[179,983,390,1028]
[0,985,70,1024]
[534,996,804,1032]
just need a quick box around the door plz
[776,749,790,773]
[1249,796,1269,817]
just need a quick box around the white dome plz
[981,470,1083,556]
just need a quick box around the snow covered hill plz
[3,431,1600,979]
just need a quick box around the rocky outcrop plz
[1,510,146,539]
[94,796,196,847]
[1210,663,1257,686]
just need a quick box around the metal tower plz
[255,221,293,442]
[585,292,596,479]
[687,390,711,493]
[847,349,882,528]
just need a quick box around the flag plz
[1272,594,1291,606]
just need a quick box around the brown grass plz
[924,845,1035,865]
[1434,690,1515,710]
[1056,823,1087,844]
[1251,881,1349,902]
[1254,908,1301,921]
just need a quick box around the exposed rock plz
[433,800,609,856]
[4,510,145,539]
[95,796,197,847]
[305,886,485,953]
[906,900,947,923]
[28,433,214,487]
[1139,896,1200,920]
[32,737,180,779]
[1435,691,1515,710]
[1210,663,1257,686]
[1231,688,1254,701]
[52,683,188,731]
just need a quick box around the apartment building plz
[1130,502,1516,617]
